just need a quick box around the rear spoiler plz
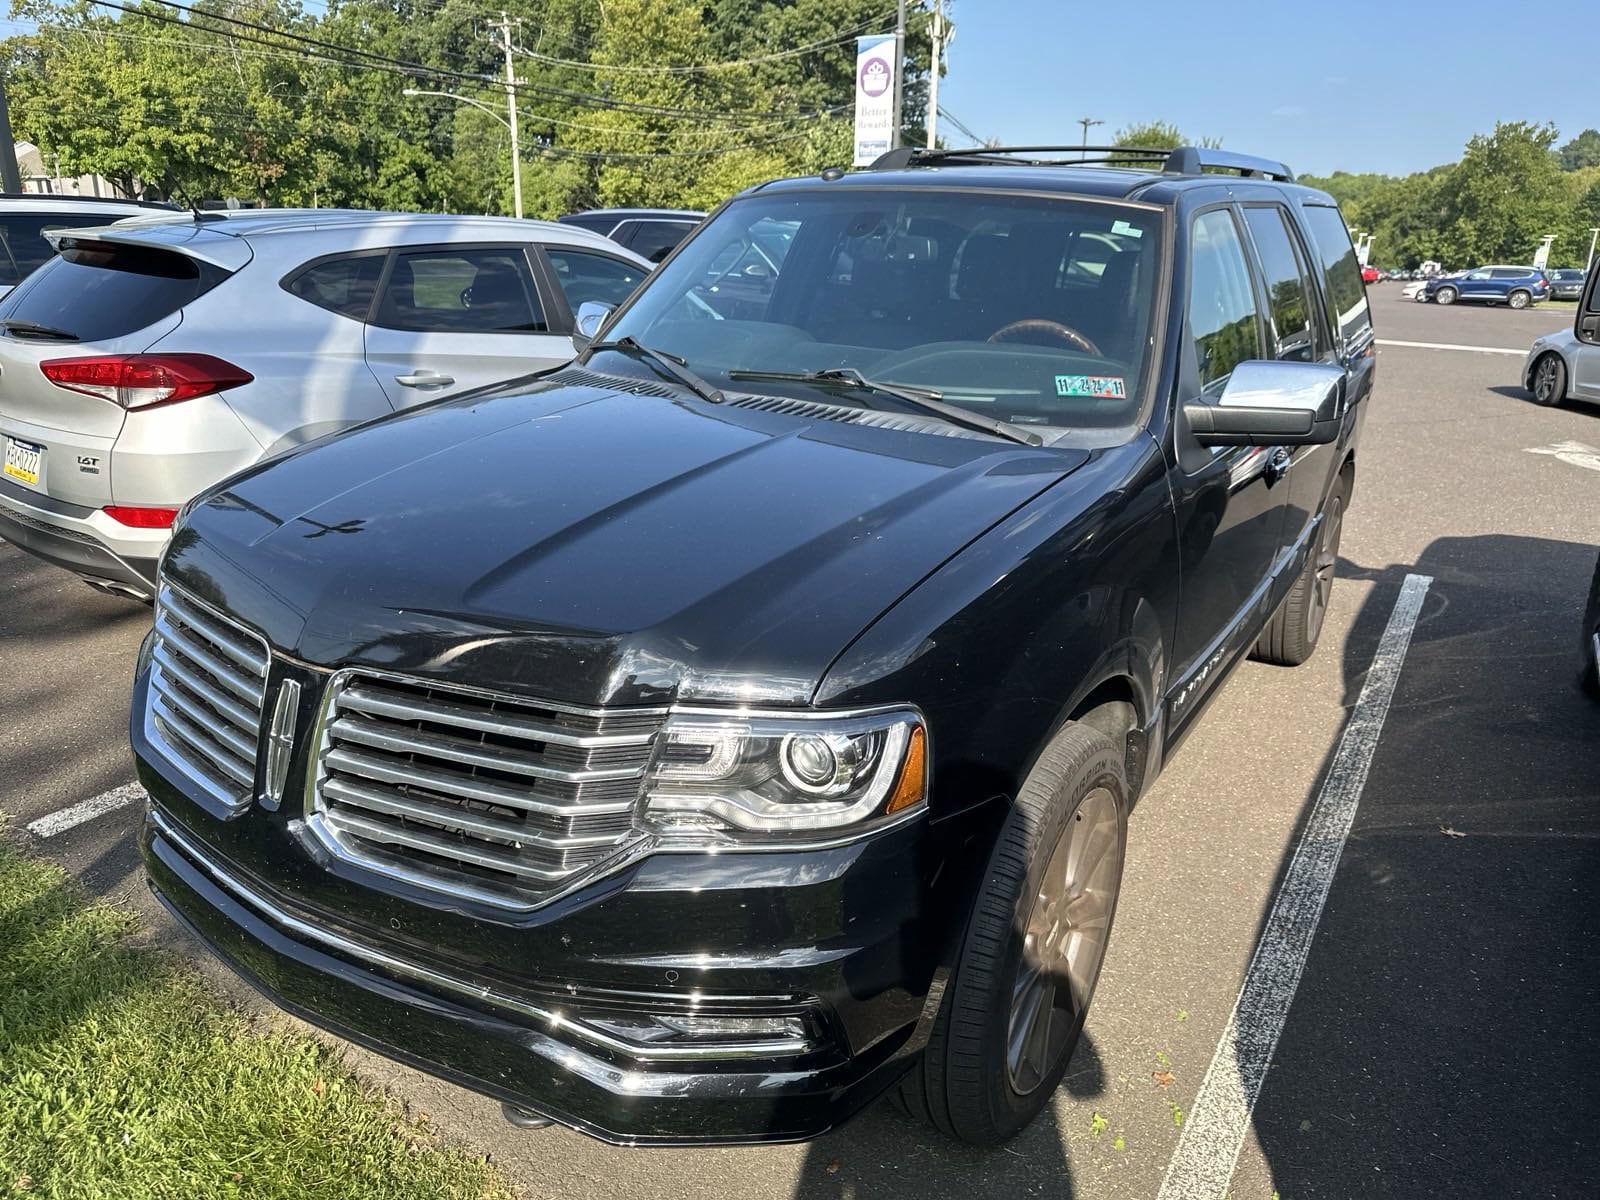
[44,217,254,272]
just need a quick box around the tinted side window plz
[1491,268,1526,280]
[544,248,645,311]
[284,253,384,319]
[1189,209,1263,394]
[626,221,697,264]
[374,248,544,333]
[0,239,227,340]
[1300,204,1372,349]
[1243,206,1319,363]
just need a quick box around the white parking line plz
[1525,440,1600,473]
[1156,573,1433,1200]
[25,782,146,838]
[1376,338,1526,357]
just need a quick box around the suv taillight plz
[39,354,253,411]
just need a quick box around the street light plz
[1587,226,1599,271]
[401,87,522,218]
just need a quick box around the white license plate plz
[3,437,42,488]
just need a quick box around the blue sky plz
[936,0,1588,178]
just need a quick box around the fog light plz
[582,1010,812,1055]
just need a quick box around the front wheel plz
[1508,289,1531,310]
[1254,474,1349,666]
[1531,353,1567,407]
[899,724,1127,1145]
[1435,286,1458,305]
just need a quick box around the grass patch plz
[0,833,513,1200]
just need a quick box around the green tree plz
[1559,128,1600,171]
[1434,121,1575,265]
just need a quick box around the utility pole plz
[1077,116,1102,158]
[925,3,950,150]
[0,77,22,194]
[489,11,524,219]
[1587,226,1599,270]
[891,0,906,150]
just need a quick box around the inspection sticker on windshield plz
[1110,220,1144,239]
[1055,375,1126,399]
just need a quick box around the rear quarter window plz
[1300,204,1373,350]
[284,252,385,319]
[0,239,229,341]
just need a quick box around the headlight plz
[641,708,928,844]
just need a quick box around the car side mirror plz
[1184,360,1346,448]
[573,300,615,347]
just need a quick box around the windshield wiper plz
[584,336,724,404]
[0,318,78,341]
[728,367,1043,447]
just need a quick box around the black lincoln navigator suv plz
[133,145,1374,1147]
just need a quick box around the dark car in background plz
[0,192,177,297]
[1423,264,1550,308]
[558,207,706,263]
[134,144,1373,1149]
[1548,268,1586,301]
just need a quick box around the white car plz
[1523,284,1600,406]
[0,209,650,598]
[0,192,178,299]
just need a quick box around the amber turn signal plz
[884,723,927,814]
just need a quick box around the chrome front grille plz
[148,583,270,813]
[307,673,665,908]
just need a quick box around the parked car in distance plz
[0,210,649,599]
[1360,263,1381,284]
[1522,266,1600,406]
[1547,267,1586,301]
[132,143,1373,1149]
[0,192,178,298]
[1422,264,1550,308]
[558,207,705,263]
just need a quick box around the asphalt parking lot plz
[3,287,1597,1199]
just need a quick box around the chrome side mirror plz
[1185,360,1346,447]
[573,300,616,347]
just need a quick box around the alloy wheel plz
[1006,786,1123,1096]
[1535,356,1561,405]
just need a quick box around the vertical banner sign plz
[853,34,898,166]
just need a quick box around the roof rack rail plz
[1160,147,1294,181]
[869,144,1293,182]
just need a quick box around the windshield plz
[599,189,1165,432]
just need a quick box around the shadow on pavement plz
[1250,535,1600,1198]
[790,1032,1099,1198]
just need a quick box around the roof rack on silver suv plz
[868,144,1293,182]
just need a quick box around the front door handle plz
[394,371,455,389]
[1264,447,1293,484]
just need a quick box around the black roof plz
[751,145,1336,208]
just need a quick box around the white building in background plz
[12,141,127,198]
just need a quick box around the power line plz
[84,0,843,123]
[510,9,894,75]
[40,23,847,145]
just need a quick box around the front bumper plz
[139,791,952,1145]
[0,474,160,594]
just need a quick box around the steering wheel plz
[987,319,1101,356]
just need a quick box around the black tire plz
[899,723,1127,1146]
[1582,554,1600,700]
[1435,286,1458,306]
[1531,353,1567,407]
[1254,474,1350,666]
[1508,289,1531,310]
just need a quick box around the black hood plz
[166,377,1087,706]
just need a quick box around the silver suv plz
[0,210,649,598]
